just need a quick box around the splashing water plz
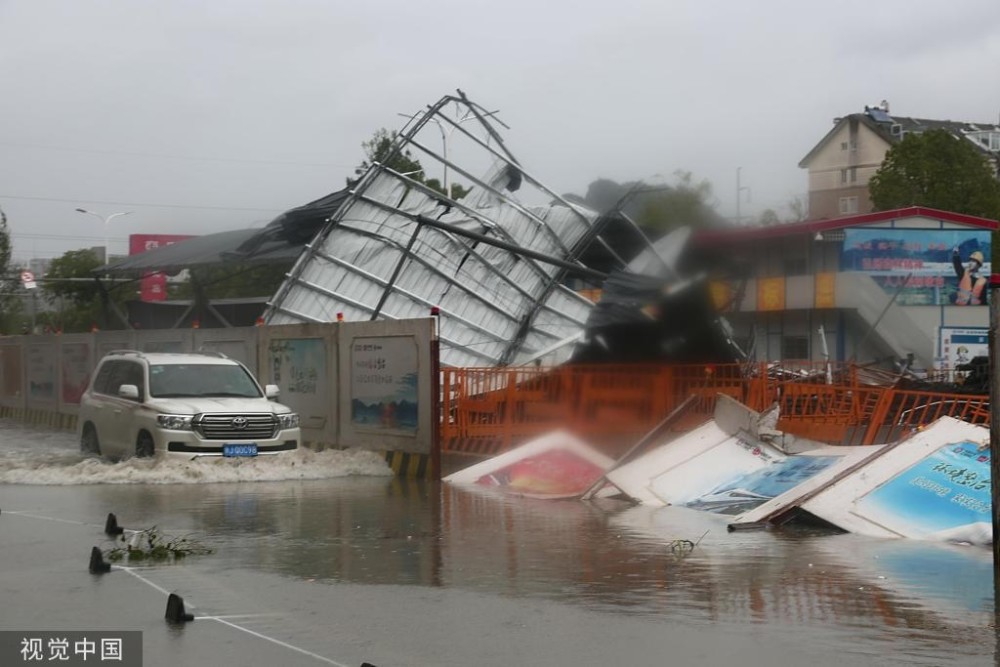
[0,419,393,485]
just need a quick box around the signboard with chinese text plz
[350,335,418,434]
[939,327,988,368]
[854,440,991,542]
[841,228,992,305]
[268,337,329,430]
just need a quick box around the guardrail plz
[441,363,989,456]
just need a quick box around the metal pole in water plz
[989,273,1000,614]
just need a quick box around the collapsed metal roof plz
[101,190,355,276]
[264,91,636,367]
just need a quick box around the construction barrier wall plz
[255,320,436,461]
[1,331,986,467]
[0,320,437,475]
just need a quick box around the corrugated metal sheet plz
[265,93,611,367]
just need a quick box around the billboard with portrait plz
[841,228,991,305]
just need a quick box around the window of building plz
[839,196,858,214]
[970,131,1000,151]
[840,141,848,151]
[840,168,857,184]
[781,335,809,360]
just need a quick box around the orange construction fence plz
[440,363,989,457]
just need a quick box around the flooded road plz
[0,419,994,666]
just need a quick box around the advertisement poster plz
[269,338,329,429]
[854,441,992,542]
[840,228,991,305]
[475,448,607,498]
[26,344,55,401]
[683,455,840,515]
[757,277,785,311]
[814,272,836,308]
[60,342,91,404]
[351,336,418,433]
[128,234,195,302]
[939,327,988,370]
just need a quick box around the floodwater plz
[0,419,995,666]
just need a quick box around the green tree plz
[757,209,781,226]
[785,195,808,223]
[868,129,1000,219]
[569,172,723,236]
[41,249,130,332]
[171,262,292,301]
[0,207,23,333]
[348,128,469,199]
[634,171,723,233]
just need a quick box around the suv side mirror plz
[118,384,140,401]
[264,384,280,399]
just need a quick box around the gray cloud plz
[1,0,998,260]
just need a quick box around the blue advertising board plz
[841,228,992,305]
[855,441,992,541]
[684,455,840,515]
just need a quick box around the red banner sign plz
[128,234,195,302]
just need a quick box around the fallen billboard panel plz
[444,430,615,499]
[789,417,992,544]
[604,395,882,516]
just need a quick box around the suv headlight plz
[157,414,194,430]
[277,413,300,430]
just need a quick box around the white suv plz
[78,351,301,460]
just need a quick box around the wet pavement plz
[0,419,995,666]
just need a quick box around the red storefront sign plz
[128,234,195,302]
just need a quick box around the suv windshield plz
[148,363,262,398]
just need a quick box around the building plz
[799,102,1000,220]
[694,206,996,370]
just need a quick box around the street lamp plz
[75,208,132,262]
[397,107,499,199]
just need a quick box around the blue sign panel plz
[855,441,992,541]
[684,455,840,515]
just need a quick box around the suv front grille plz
[193,413,277,440]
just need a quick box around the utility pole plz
[989,252,1000,615]
[736,167,751,225]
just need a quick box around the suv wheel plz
[81,424,101,456]
[136,431,155,458]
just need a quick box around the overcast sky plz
[2,0,999,262]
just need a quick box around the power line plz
[0,194,284,213]
[12,232,132,242]
[0,139,355,170]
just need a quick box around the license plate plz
[223,444,258,457]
